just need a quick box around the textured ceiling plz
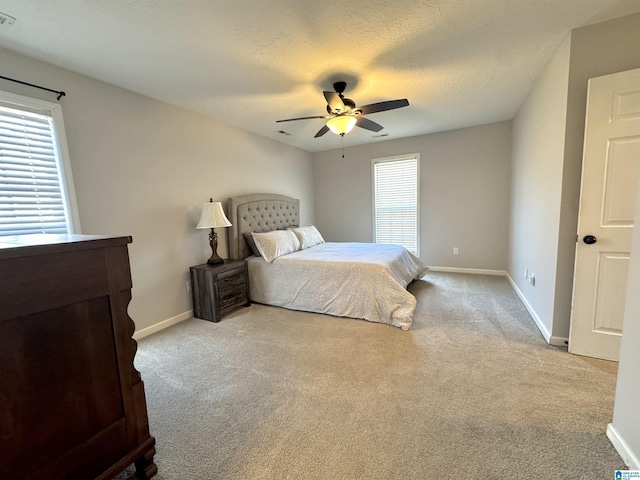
[1,0,639,152]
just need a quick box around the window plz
[373,154,419,255]
[0,91,79,236]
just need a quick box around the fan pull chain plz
[341,134,345,158]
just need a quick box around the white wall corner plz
[607,423,640,469]
[506,272,567,346]
[133,310,193,340]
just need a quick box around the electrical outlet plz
[0,12,17,28]
[186,280,191,292]
[453,247,459,255]
[529,274,535,286]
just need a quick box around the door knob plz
[583,235,597,245]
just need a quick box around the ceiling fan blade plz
[358,99,409,115]
[276,115,326,123]
[314,125,330,138]
[324,91,345,113]
[356,117,384,132]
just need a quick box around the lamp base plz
[206,228,224,265]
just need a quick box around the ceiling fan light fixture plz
[326,115,357,136]
[276,82,409,139]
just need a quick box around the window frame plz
[0,90,81,235]
[371,153,420,256]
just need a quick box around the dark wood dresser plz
[0,234,157,480]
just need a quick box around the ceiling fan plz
[276,81,409,138]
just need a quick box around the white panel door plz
[569,68,640,361]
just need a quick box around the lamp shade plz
[326,115,357,135]
[196,201,232,229]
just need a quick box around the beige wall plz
[508,35,571,341]
[0,46,314,332]
[313,121,512,270]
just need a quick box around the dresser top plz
[0,234,132,259]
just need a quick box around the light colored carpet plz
[121,272,623,479]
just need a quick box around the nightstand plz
[190,259,250,322]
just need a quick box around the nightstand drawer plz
[220,289,247,314]
[218,268,246,291]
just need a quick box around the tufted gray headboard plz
[228,193,300,259]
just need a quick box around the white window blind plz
[0,100,75,236]
[373,155,419,254]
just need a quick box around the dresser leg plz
[134,444,158,479]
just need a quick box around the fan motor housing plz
[343,98,356,110]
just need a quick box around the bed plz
[227,193,427,330]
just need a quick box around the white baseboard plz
[133,310,193,340]
[547,335,569,347]
[505,273,568,347]
[548,335,569,347]
[427,266,506,276]
[608,423,640,469]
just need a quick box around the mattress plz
[247,242,428,330]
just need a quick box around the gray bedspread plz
[247,242,428,330]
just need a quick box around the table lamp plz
[196,198,232,264]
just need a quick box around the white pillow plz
[288,225,324,250]
[251,230,300,263]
